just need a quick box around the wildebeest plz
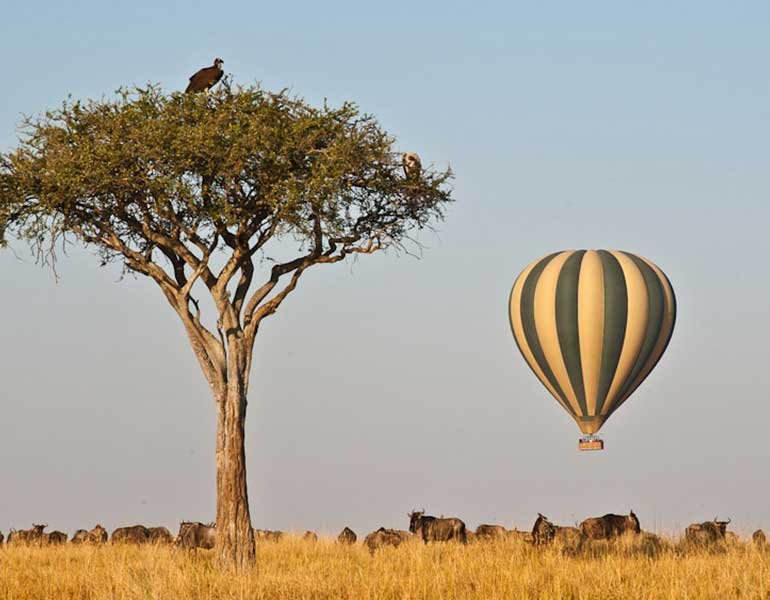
[111,525,151,544]
[364,528,412,553]
[176,521,216,549]
[408,510,467,544]
[532,514,556,546]
[531,514,583,546]
[554,526,583,545]
[507,528,534,543]
[254,529,284,541]
[753,529,766,547]
[73,524,108,544]
[337,527,357,544]
[303,531,318,542]
[44,531,68,545]
[475,524,507,540]
[89,524,108,544]
[639,532,665,552]
[580,511,640,540]
[71,529,89,544]
[148,527,174,544]
[7,523,47,545]
[0,531,3,545]
[685,518,731,546]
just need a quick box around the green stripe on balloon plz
[594,250,628,416]
[610,252,665,415]
[555,250,588,417]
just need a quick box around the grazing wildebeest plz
[254,529,284,541]
[507,528,533,543]
[8,523,47,545]
[111,525,151,544]
[753,529,766,546]
[475,524,507,540]
[639,531,664,551]
[554,526,583,545]
[685,518,731,546]
[45,531,68,545]
[148,527,174,544]
[71,529,89,544]
[408,510,467,544]
[73,524,108,544]
[364,528,412,553]
[303,531,318,542]
[0,531,3,545]
[337,527,357,544]
[176,521,216,549]
[580,511,640,540]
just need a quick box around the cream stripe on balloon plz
[509,258,573,415]
[532,251,583,416]
[577,250,605,416]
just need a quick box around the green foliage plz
[0,84,452,268]
[0,84,454,567]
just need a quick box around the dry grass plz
[1,534,768,600]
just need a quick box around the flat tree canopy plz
[0,84,452,567]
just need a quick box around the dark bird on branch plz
[402,152,422,180]
[185,58,224,93]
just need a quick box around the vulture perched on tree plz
[185,58,224,93]
[402,152,422,180]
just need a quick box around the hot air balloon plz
[508,250,676,451]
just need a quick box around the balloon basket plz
[578,436,604,451]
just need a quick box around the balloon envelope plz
[508,250,676,435]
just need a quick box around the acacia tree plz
[0,85,452,567]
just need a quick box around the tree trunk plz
[215,367,255,568]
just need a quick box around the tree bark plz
[172,292,257,568]
[214,347,256,568]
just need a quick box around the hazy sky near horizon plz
[2,2,770,537]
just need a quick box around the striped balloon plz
[508,250,676,435]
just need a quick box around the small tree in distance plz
[0,84,452,568]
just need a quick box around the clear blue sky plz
[2,1,770,537]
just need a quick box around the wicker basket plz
[578,439,604,451]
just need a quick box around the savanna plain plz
[1,535,768,600]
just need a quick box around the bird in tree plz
[0,84,453,569]
[185,57,224,92]
[402,152,422,181]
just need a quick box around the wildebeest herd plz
[0,512,764,554]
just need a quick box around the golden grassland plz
[1,535,769,600]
